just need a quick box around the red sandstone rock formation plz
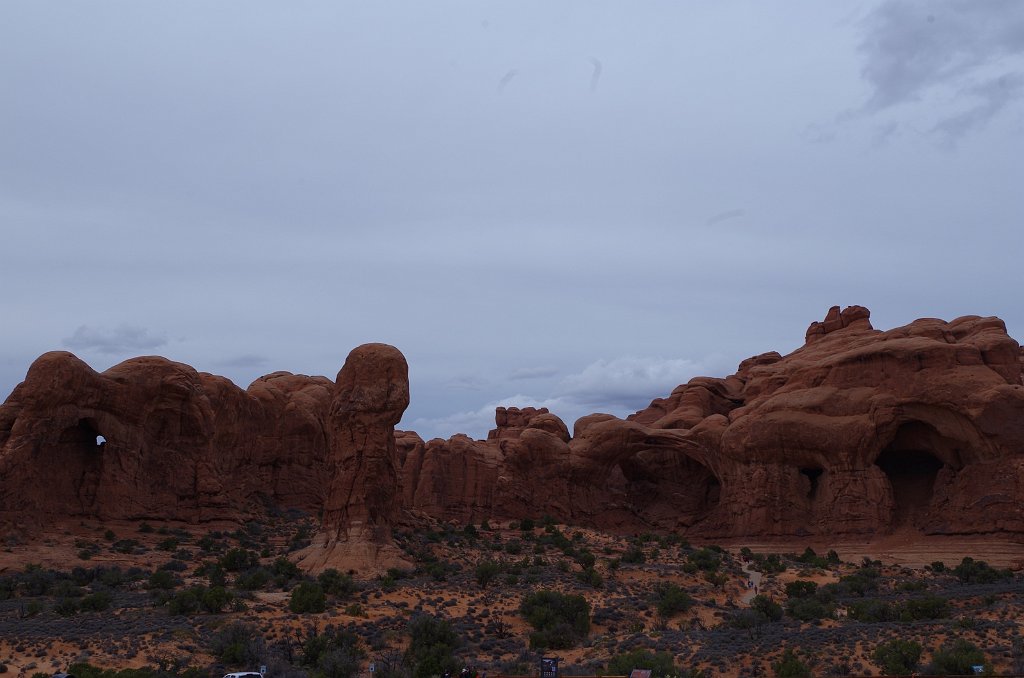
[0,343,411,573]
[3,307,1023,560]
[296,343,412,573]
[398,307,1024,539]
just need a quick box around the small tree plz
[475,560,501,588]
[289,581,326,613]
[751,595,783,622]
[404,615,460,678]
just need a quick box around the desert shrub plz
[200,585,232,613]
[576,550,596,569]
[784,580,817,599]
[272,556,301,585]
[220,547,259,572]
[405,614,460,678]
[897,579,927,592]
[603,650,679,678]
[621,545,646,564]
[147,569,179,591]
[290,581,326,613]
[576,567,603,589]
[654,582,694,620]
[795,547,830,569]
[157,538,179,551]
[837,566,880,596]
[785,596,833,622]
[749,553,787,574]
[166,587,202,615]
[111,539,142,554]
[79,591,113,612]
[319,568,357,598]
[847,599,895,623]
[475,560,502,588]
[520,518,535,531]
[686,547,722,573]
[210,621,264,666]
[929,560,946,572]
[872,639,922,675]
[952,557,1011,584]
[928,639,988,676]
[54,597,80,616]
[772,648,811,678]
[520,589,590,649]
[301,625,364,678]
[195,561,227,587]
[751,595,783,623]
[900,594,950,621]
[234,567,272,591]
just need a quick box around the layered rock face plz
[400,307,1024,538]
[2,307,1023,556]
[0,344,412,571]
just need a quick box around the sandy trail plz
[740,561,762,604]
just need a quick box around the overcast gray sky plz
[2,1,1022,440]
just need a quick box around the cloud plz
[556,355,705,409]
[215,354,270,368]
[63,324,167,355]
[508,366,559,380]
[706,209,746,227]
[408,355,710,441]
[857,0,1024,138]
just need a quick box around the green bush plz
[54,597,80,616]
[475,560,501,588]
[772,648,811,678]
[654,582,694,620]
[404,615,460,678]
[234,567,271,591]
[520,589,591,649]
[751,595,783,623]
[147,569,178,591]
[928,639,988,676]
[603,650,679,678]
[784,580,817,599]
[847,598,895,623]
[319,568,357,598]
[220,547,259,572]
[576,567,603,589]
[200,586,232,613]
[210,621,264,666]
[301,626,364,678]
[873,639,922,675]
[952,557,1011,584]
[900,594,950,621]
[290,581,326,613]
[79,591,113,612]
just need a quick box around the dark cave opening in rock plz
[55,418,105,502]
[618,451,721,525]
[876,440,944,530]
[800,467,823,500]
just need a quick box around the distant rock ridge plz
[2,306,1023,572]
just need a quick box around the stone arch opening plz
[617,449,721,527]
[54,418,106,506]
[799,467,823,500]
[875,421,955,530]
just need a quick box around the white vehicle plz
[223,673,262,678]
